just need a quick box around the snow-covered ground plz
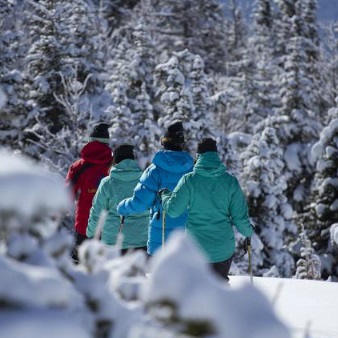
[231,276,338,338]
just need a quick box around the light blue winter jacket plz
[117,150,194,255]
[162,152,253,263]
[87,159,148,249]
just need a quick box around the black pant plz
[210,256,233,282]
[121,246,148,256]
[72,231,87,263]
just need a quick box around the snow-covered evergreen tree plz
[23,0,67,131]
[310,102,338,280]
[241,124,296,277]
[53,0,109,113]
[221,132,251,178]
[211,75,240,135]
[274,0,325,124]
[214,0,252,134]
[273,0,322,213]
[301,0,328,115]
[105,22,158,153]
[139,0,192,63]
[0,0,32,149]
[227,50,259,133]
[155,54,187,125]
[132,83,160,166]
[105,36,135,146]
[321,22,338,113]
[311,109,338,238]
[273,0,296,63]
[128,20,160,158]
[294,225,321,280]
[155,50,216,152]
[107,79,134,146]
[94,0,140,34]
[224,0,248,65]
[131,21,157,100]
[186,55,216,151]
[191,0,228,74]
[140,0,227,74]
[248,0,277,122]
[25,70,95,176]
[23,0,108,138]
[330,223,338,246]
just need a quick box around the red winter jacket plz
[65,141,113,235]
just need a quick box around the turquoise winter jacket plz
[86,159,148,249]
[162,152,253,263]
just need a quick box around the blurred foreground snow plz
[0,148,335,338]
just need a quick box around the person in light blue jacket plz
[87,144,148,254]
[117,121,194,256]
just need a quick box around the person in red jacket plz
[66,123,113,261]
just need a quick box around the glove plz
[244,237,251,252]
[158,188,170,199]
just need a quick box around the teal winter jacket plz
[86,159,148,249]
[162,152,253,263]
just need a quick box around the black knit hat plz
[89,123,110,144]
[113,144,135,164]
[161,121,185,150]
[197,138,217,154]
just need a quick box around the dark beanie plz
[197,138,217,154]
[89,123,110,144]
[113,144,135,164]
[161,121,185,150]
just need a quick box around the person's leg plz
[121,246,148,256]
[121,248,128,255]
[75,232,88,245]
[72,231,87,263]
[210,256,233,282]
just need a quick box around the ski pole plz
[162,210,166,252]
[116,216,126,253]
[119,216,125,234]
[247,238,253,285]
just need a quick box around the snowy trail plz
[230,276,338,338]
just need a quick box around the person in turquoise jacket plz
[117,121,194,256]
[161,138,253,281]
[87,144,148,254]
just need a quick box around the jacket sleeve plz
[117,166,159,216]
[87,179,109,238]
[230,178,253,237]
[162,175,190,218]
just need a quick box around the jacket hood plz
[109,159,142,181]
[194,152,227,177]
[153,150,194,173]
[81,141,112,164]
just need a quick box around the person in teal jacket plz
[87,144,148,254]
[161,138,253,281]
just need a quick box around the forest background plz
[1,0,338,281]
